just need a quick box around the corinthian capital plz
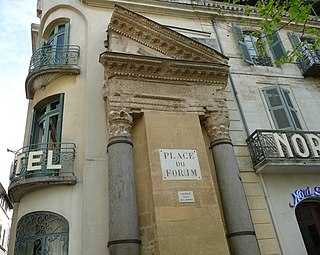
[202,111,230,143]
[108,110,133,139]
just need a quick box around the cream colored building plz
[0,183,12,255]
[7,0,320,255]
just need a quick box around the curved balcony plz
[246,130,320,173]
[25,45,80,99]
[8,143,77,202]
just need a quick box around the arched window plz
[47,23,70,48]
[14,211,69,255]
[40,23,70,66]
[30,94,64,149]
[296,201,320,255]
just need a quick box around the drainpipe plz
[211,19,249,136]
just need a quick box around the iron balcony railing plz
[246,129,320,169]
[28,45,80,73]
[10,143,76,183]
[299,48,320,77]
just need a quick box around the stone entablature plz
[100,52,228,115]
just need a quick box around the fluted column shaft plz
[107,110,140,255]
[203,111,260,255]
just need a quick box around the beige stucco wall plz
[133,112,230,255]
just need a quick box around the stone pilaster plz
[107,110,141,255]
[203,111,261,255]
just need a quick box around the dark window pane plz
[296,202,320,255]
[57,34,64,46]
[273,109,290,128]
[266,89,282,107]
[50,101,59,111]
[58,24,65,32]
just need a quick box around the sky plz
[0,0,39,190]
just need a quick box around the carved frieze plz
[100,51,229,114]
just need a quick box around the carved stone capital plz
[108,110,133,139]
[202,111,230,143]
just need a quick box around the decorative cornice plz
[108,5,228,63]
[108,110,133,139]
[100,51,229,84]
[83,0,319,26]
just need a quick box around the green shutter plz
[232,23,254,64]
[263,85,301,130]
[281,89,302,130]
[29,110,38,147]
[64,23,70,45]
[267,31,286,62]
[56,94,64,144]
[287,32,303,52]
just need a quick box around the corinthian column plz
[107,110,141,255]
[203,111,260,255]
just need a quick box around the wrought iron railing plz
[28,45,80,73]
[300,48,320,75]
[10,143,76,183]
[253,56,272,66]
[15,211,69,255]
[246,130,320,168]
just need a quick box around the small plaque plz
[159,149,202,180]
[178,191,195,203]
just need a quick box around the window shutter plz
[56,94,64,144]
[64,23,70,45]
[281,89,302,130]
[232,24,254,64]
[29,110,38,147]
[267,31,286,62]
[263,85,302,130]
[263,86,293,130]
[287,32,303,52]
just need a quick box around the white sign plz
[178,191,195,203]
[159,149,202,180]
[15,150,62,174]
[273,133,320,158]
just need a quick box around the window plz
[14,211,69,255]
[47,23,70,48]
[233,24,286,65]
[40,23,70,66]
[263,85,302,130]
[296,201,320,255]
[30,94,64,149]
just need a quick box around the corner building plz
[7,1,320,255]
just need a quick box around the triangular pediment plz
[107,5,228,64]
